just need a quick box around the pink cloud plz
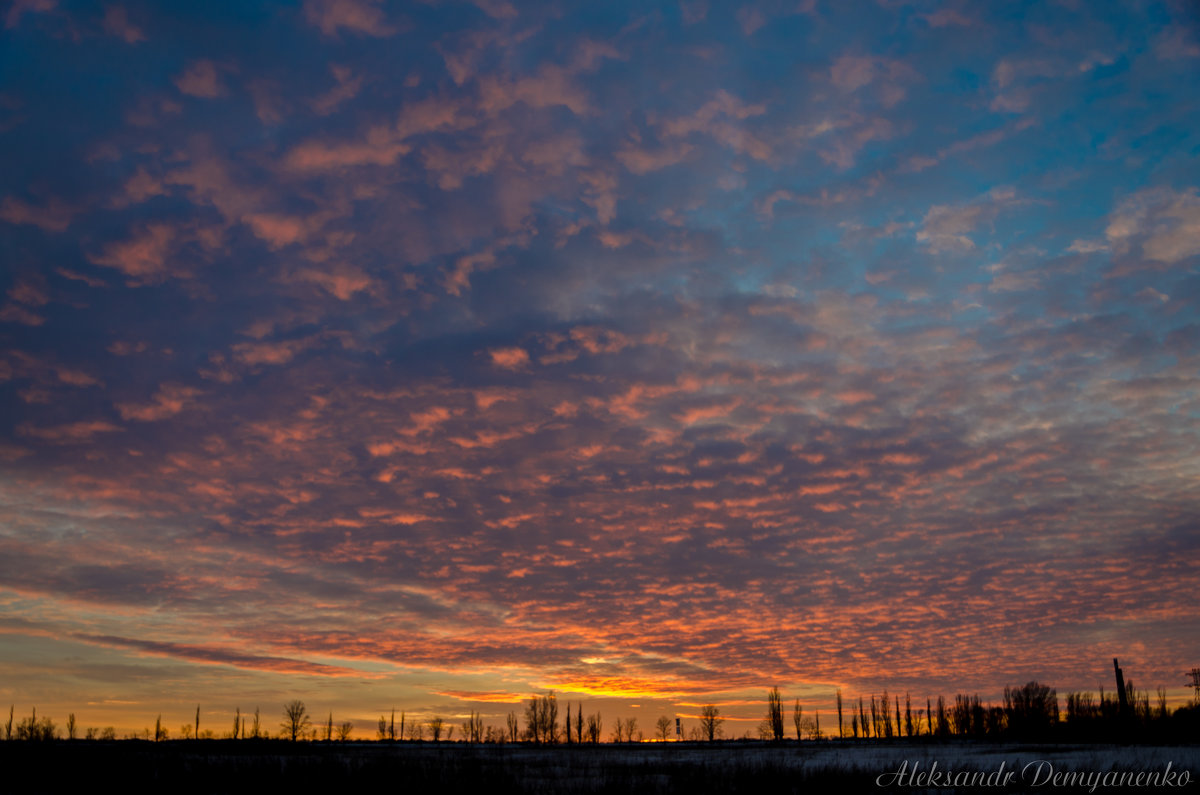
[87,223,175,280]
[616,141,693,174]
[17,420,122,443]
[303,0,395,37]
[478,65,591,116]
[0,196,74,232]
[4,0,55,29]
[102,5,145,43]
[115,383,201,422]
[174,60,226,99]
[489,347,530,370]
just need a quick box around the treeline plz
[7,679,1198,744]
[758,680,1199,744]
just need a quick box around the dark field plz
[3,741,1196,794]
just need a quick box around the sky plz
[1,0,1199,739]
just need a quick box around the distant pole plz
[1114,658,1130,718]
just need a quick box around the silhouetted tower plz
[1114,658,1130,718]
[1188,668,1200,702]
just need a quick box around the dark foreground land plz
[3,740,1197,794]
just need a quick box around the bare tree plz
[565,702,572,744]
[656,715,672,741]
[586,712,602,743]
[252,707,261,740]
[154,715,163,742]
[575,703,583,745]
[699,705,722,741]
[624,717,639,742]
[905,694,913,737]
[507,711,519,743]
[836,690,844,739]
[544,693,559,743]
[524,696,540,743]
[462,711,483,743]
[767,687,784,741]
[1004,681,1058,738]
[233,707,241,740]
[793,699,803,741]
[67,713,76,741]
[5,705,12,740]
[524,692,559,743]
[195,705,200,740]
[336,721,353,741]
[282,700,311,741]
[377,716,388,740]
[325,712,333,741]
[429,717,444,741]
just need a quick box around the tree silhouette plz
[699,705,722,741]
[836,690,843,739]
[336,721,353,741]
[585,712,602,743]
[282,700,311,741]
[252,707,261,740]
[67,713,76,741]
[656,715,672,741]
[463,711,483,742]
[429,717,444,741]
[233,707,241,740]
[1004,681,1058,738]
[792,699,803,741]
[766,687,784,741]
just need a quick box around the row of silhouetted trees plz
[7,678,1197,743]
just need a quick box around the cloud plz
[616,141,693,174]
[303,0,395,37]
[0,196,73,232]
[74,633,360,676]
[102,5,145,43]
[87,223,176,281]
[17,421,122,443]
[917,188,1021,253]
[4,0,55,29]
[488,347,530,370]
[1105,187,1200,265]
[310,64,364,116]
[115,383,201,422]
[173,60,227,98]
